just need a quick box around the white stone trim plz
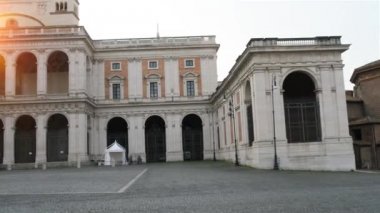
[184,58,195,68]
[108,76,124,100]
[148,60,159,70]
[146,74,161,98]
[182,72,198,97]
[110,61,121,71]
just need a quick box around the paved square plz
[0,162,379,212]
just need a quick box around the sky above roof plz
[79,0,380,89]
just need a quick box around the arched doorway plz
[283,72,321,143]
[0,119,3,164]
[145,116,166,162]
[47,114,68,162]
[16,52,37,95]
[0,55,5,96]
[107,117,128,158]
[245,81,254,146]
[15,115,36,163]
[47,51,69,94]
[182,114,203,161]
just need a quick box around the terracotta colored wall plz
[104,60,128,100]
[142,58,165,98]
[179,57,202,96]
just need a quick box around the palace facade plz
[0,0,355,171]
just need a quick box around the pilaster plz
[35,114,47,165]
[5,51,16,98]
[37,50,47,96]
[164,57,180,97]
[3,115,15,166]
[166,113,182,161]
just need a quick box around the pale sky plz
[80,0,380,89]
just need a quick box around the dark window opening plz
[182,114,203,161]
[283,72,321,143]
[112,84,121,100]
[351,129,362,141]
[145,116,166,163]
[186,81,195,96]
[150,82,158,98]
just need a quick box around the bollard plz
[42,163,47,170]
[77,160,81,169]
[7,164,12,171]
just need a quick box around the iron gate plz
[47,128,68,162]
[284,101,321,143]
[15,130,36,163]
[145,126,166,163]
[182,127,203,161]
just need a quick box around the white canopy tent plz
[104,141,127,166]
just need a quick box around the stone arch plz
[244,80,254,146]
[145,115,166,162]
[15,52,37,95]
[0,13,45,27]
[47,51,69,94]
[0,54,5,96]
[47,114,69,162]
[182,114,203,161]
[14,115,36,163]
[281,68,320,91]
[282,71,321,143]
[106,117,128,158]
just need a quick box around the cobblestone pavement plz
[0,161,379,213]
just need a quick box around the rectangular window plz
[185,59,194,68]
[111,62,121,71]
[186,81,195,96]
[148,60,158,69]
[112,84,121,100]
[351,129,362,141]
[150,82,158,98]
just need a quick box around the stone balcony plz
[247,36,342,47]
[93,36,217,49]
[0,26,88,38]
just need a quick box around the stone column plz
[202,112,212,160]
[333,64,351,138]
[128,58,143,100]
[5,51,16,98]
[164,57,179,97]
[201,55,218,96]
[3,115,15,169]
[319,65,338,140]
[166,114,182,161]
[252,69,271,142]
[271,67,287,142]
[135,116,145,162]
[99,116,107,156]
[95,59,105,100]
[68,50,77,96]
[35,114,47,167]
[76,50,87,96]
[37,50,47,96]
[68,112,88,167]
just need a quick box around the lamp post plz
[211,110,216,161]
[272,74,279,170]
[228,97,239,166]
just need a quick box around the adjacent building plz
[0,0,355,171]
[347,60,380,169]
